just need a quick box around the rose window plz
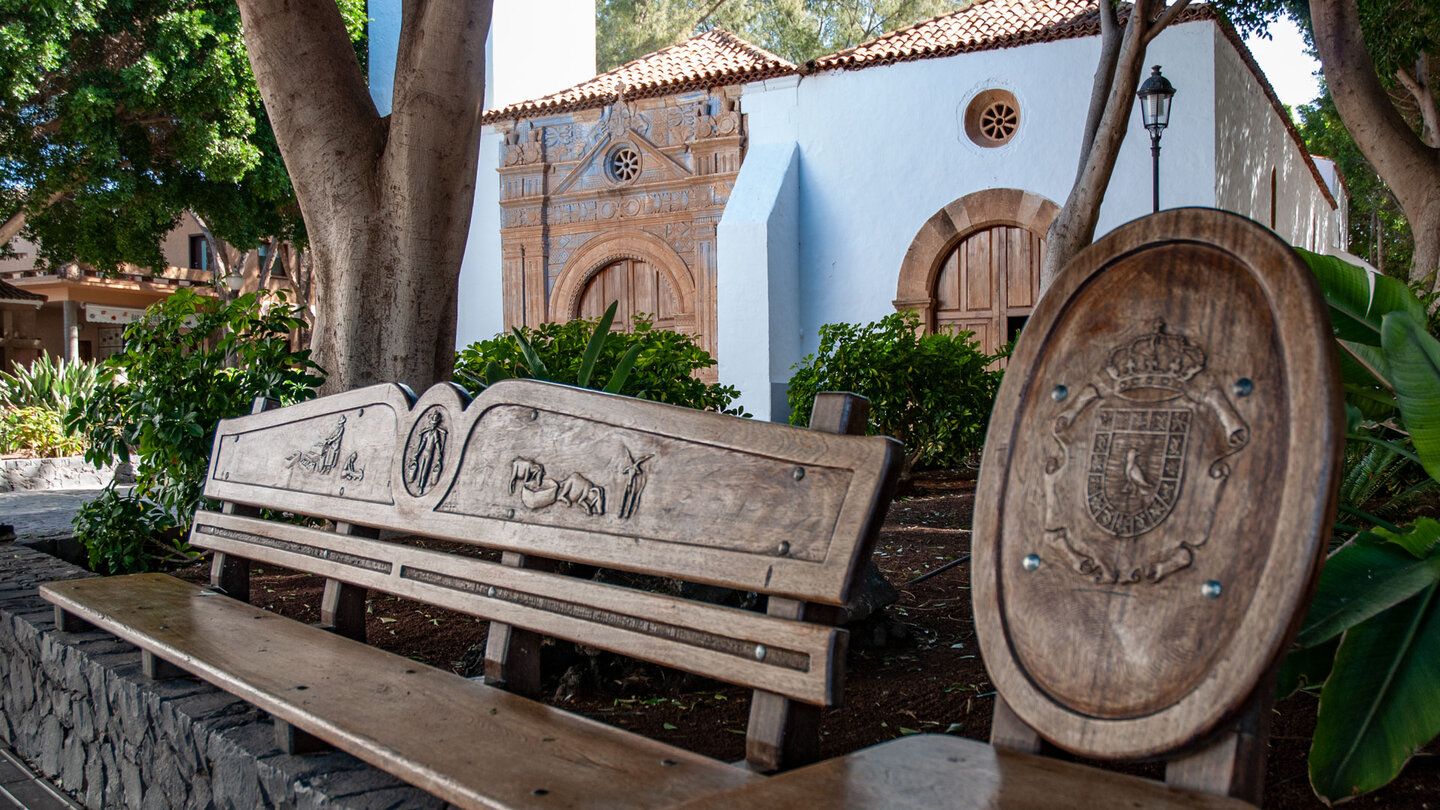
[607,146,642,183]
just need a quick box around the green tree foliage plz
[1215,0,1440,284]
[454,308,746,415]
[596,0,964,70]
[0,0,362,269]
[1297,90,1415,274]
[786,311,1001,471]
[68,289,322,572]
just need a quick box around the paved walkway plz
[0,747,81,810]
[0,488,107,544]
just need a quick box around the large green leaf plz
[577,301,619,388]
[1297,249,1427,345]
[1382,311,1440,482]
[1296,532,1440,648]
[1310,584,1440,803]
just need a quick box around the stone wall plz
[0,546,448,809]
[0,459,123,493]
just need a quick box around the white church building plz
[372,0,1346,421]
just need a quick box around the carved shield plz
[1042,321,1249,584]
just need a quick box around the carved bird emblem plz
[1121,448,1153,496]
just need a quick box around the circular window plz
[606,145,642,184]
[965,90,1020,147]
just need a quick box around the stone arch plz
[550,229,696,324]
[894,188,1060,337]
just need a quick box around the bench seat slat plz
[41,574,763,810]
[666,735,1255,810]
[190,510,843,705]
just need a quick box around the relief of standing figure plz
[406,411,448,495]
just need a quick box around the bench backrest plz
[971,209,1343,789]
[190,379,900,708]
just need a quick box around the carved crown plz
[1103,320,1206,395]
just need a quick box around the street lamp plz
[1137,65,1176,213]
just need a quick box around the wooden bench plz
[42,379,902,809]
[668,208,1346,809]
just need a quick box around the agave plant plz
[0,354,104,413]
[455,300,643,394]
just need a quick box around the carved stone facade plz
[496,87,745,376]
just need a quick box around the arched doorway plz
[577,257,680,332]
[931,224,1045,352]
[895,188,1059,355]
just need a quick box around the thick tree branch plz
[1313,0,1440,285]
[1143,0,1191,45]
[1077,0,1123,170]
[235,0,383,207]
[1396,55,1439,148]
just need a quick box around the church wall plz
[730,22,1220,397]
[717,141,802,421]
[1213,25,1338,252]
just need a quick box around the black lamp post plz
[1137,65,1176,213]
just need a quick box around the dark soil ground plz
[172,471,1438,809]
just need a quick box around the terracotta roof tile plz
[482,29,797,123]
[808,0,1210,70]
[0,279,45,304]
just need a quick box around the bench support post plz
[142,650,188,681]
[990,695,1043,754]
[1164,685,1272,803]
[274,719,331,756]
[54,605,93,633]
[483,552,557,697]
[317,523,376,641]
[209,397,281,603]
[745,392,869,773]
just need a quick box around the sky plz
[1243,16,1323,111]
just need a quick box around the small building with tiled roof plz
[453,0,1346,420]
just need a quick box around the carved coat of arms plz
[1041,321,1250,584]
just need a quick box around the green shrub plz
[68,289,323,573]
[0,355,103,413]
[455,307,745,415]
[72,488,169,574]
[786,311,1001,470]
[0,406,85,457]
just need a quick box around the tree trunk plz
[1041,0,1190,290]
[1312,0,1440,292]
[236,0,492,393]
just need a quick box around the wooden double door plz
[577,258,680,333]
[932,224,1045,354]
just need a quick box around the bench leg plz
[54,605,94,633]
[274,718,332,755]
[1165,687,1272,803]
[141,650,188,681]
[483,551,555,698]
[319,579,368,641]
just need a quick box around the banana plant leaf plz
[1297,249,1426,346]
[1275,637,1339,701]
[1382,311,1440,482]
[1310,583,1440,803]
[1296,527,1440,648]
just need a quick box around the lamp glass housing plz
[1137,65,1176,135]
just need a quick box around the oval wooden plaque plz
[972,209,1344,759]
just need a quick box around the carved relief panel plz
[497,87,745,371]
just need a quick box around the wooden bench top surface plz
[665,734,1255,810]
[42,573,763,810]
